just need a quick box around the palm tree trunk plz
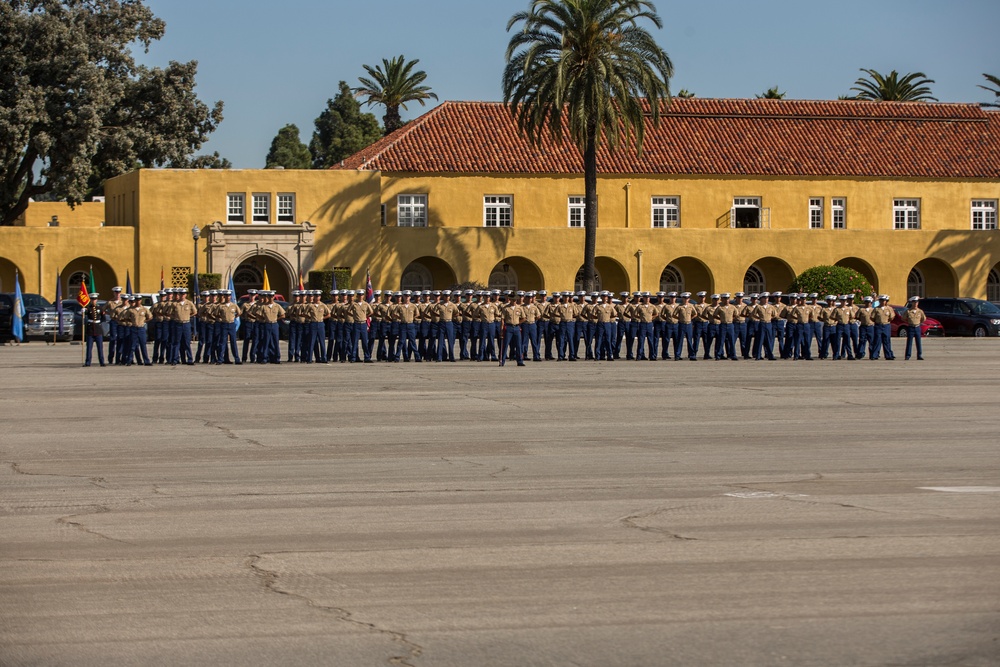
[582,124,598,292]
[383,106,403,135]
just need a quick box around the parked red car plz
[891,306,945,337]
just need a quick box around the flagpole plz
[81,296,86,366]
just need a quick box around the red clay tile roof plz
[334,99,1000,179]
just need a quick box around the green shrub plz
[309,268,352,298]
[789,265,874,300]
[188,272,221,297]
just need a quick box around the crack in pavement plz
[204,420,267,449]
[620,506,699,541]
[9,462,110,488]
[246,555,423,666]
[56,505,133,544]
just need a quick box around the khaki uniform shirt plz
[258,302,285,324]
[435,301,459,322]
[172,300,198,323]
[905,307,927,327]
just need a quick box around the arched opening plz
[0,257,23,293]
[231,254,292,299]
[667,256,714,294]
[489,256,544,292]
[61,256,118,298]
[988,266,1000,304]
[659,264,684,293]
[400,256,457,291]
[744,265,765,294]
[835,257,879,293]
[576,257,629,293]
[746,257,795,294]
[575,267,602,292]
[911,258,956,299]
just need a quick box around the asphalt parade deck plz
[1,338,998,666]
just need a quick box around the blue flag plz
[55,268,64,336]
[12,270,25,342]
[228,272,240,331]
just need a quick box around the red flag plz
[365,270,374,303]
[298,272,304,291]
[76,277,90,307]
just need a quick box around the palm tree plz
[503,0,672,291]
[676,89,696,98]
[354,55,438,135]
[756,86,785,99]
[978,73,1000,108]
[849,68,937,102]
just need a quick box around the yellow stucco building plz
[2,98,999,303]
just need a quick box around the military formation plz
[81,285,930,367]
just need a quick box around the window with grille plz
[252,193,270,223]
[568,196,585,227]
[893,199,920,229]
[971,200,997,230]
[227,194,245,223]
[397,194,427,227]
[484,196,512,227]
[832,198,847,229]
[652,197,680,228]
[907,268,925,298]
[659,265,684,293]
[809,197,824,229]
[744,265,765,294]
[277,194,295,223]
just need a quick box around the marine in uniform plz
[856,296,876,359]
[125,294,152,366]
[257,291,285,364]
[871,294,896,360]
[750,292,776,360]
[904,296,926,360]
[83,292,106,367]
[171,288,197,365]
[215,290,241,364]
[102,286,125,364]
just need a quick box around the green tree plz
[848,68,937,102]
[789,266,875,301]
[978,73,1000,108]
[503,0,673,291]
[756,86,786,99]
[0,1,224,226]
[676,89,696,98]
[354,55,438,135]
[174,152,232,169]
[265,124,312,169]
[310,82,382,168]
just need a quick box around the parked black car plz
[917,297,1000,337]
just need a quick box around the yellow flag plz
[262,266,270,291]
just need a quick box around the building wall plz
[4,168,998,303]
[380,173,1000,232]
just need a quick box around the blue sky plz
[138,0,1000,169]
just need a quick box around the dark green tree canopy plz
[0,0,224,225]
[848,68,937,102]
[310,81,382,168]
[978,73,1000,108]
[265,124,312,169]
[503,0,672,291]
[354,55,438,135]
[675,89,696,98]
[789,265,875,301]
[756,86,786,99]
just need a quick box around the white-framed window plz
[744,265,765,294]
[732,197,762,228]
[832,197,847,229]
[397,194,427,227]
[988,268,1000,303]
[893,199,920,229]
[971,199,998,230]
[907,268,925,298]
[568,196,585,228]
[277,193,295,223]
[227,193,245,223]
[659,264,684,293]
[652,196,680,228]
[809,197,824,229]
[484,195,512,227]
[252,193,270,223]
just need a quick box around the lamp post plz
[635,248,643,293]
[192,224,201,294]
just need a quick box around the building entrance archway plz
[0,257,23,293]
[231,254,292,299]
